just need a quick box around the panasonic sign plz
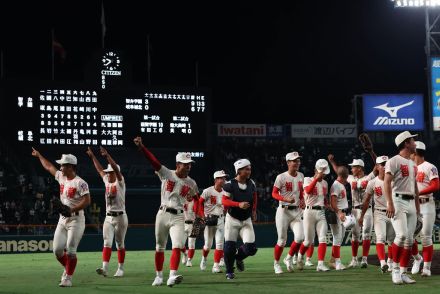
[363,94,424,131]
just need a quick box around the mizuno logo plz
[373,100,414,117]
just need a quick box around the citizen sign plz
[373,100,415,126]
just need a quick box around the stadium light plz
[391,0,440,7]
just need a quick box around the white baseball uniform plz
[53,171,89,257]
[348,173,375,242]
[415,161,438,247]
[200,186,225,251]
[155,166,198,251]
[385,155,418,248]
[329,180,348,246]
[273,171,304,247]
[302,177,328,247]
[183,198,197,250]
[365,177,395,245]
[102,174,128,250]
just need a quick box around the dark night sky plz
[0,0,428,124]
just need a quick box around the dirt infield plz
[368,250,440,275]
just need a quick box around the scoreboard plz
[2,85,210,149]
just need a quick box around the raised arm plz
[133,136,161,171]
[327,154,339,175]
[100,146,122,182]
[86,147,105,178]
[31,147,57,176]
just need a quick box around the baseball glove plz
[189,217,206,238]
[359,133,373,152]
[205,215,219,226]
[52,197,72,217]
[325,208,337,225]
[414,214,423,236]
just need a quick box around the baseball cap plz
[395,131,417,147]
[234,159,251,174]
[103,164,121,173]
[342,215,356,229]
[213,170,228,179]
[348,159,365,167]
[315,159,330,175]
[376,155,389,164]
[56,154,77,165]
[415,141,426,150]
[176,152,195,163]
[285,151,301,161]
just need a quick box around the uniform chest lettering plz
[416,172,425,183]
[374,186,383,196]
[285,182,293,192]
[67,187,76,198]
[166,180,176,192]
[60,184,64,195]
[180,185,191,197]
[400,164,409,177]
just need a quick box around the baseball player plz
[328,155,376,268]
[272,151,305,274]
[87,146,128,278]
[301,159,330,272]
[222,159,258,280]
[134,137,198,287]
[384,131,421,285]
[329,166,350,271]
[410,141,439,277]
[181,197,198,267]
[359,155,395,274]
[198,170,228,273]
[31,148,91,287]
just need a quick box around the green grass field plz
[1,246,440,294]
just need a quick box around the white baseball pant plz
[275,206,304,247]
[302,209,327,246]
[53,215,85,257]
[373,210,395,245]
[155,209,184,251]
[203,215,225,250]
[183,222,196,249]
[391,196,417,248]
[103,214,128,249]
[351,208,373,241]
[329,217,345,246]
[224,214,255,243]
[419,199,436,247]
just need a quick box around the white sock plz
[400,267,407,274]
[286,254,293,259]
[187,258,192,262]
[362,256,367,262]
[118,263,124,270]
[202,256,206,262]
[413,254,422,261]
[306,257,311,262]
[335,258,341,265]
[170,270,177,277]
[156,271,163,278]
[297,253,303,261]
[103,261,109,271]
[274,260,280,265]
[380,260,386,267]
[214,262,219,267]
[387,258,392,264]
[393,262,399,270]
[318,260,324,266]
[424,262,431,270]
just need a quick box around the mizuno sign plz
[363,94,424,131]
